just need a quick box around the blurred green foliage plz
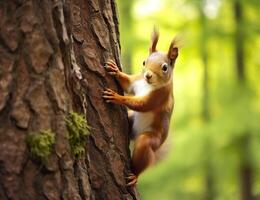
[117,0,260,199]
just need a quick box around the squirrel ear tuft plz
[167,38,178,65]
[149,27,159,54]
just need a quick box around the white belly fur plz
[131,79,154,135]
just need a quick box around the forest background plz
[117,0,260,199]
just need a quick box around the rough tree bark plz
[0,0,138,199]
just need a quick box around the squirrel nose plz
[145,72,152,80]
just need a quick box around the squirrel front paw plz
[104,59,119,76]
[102,88,122,104]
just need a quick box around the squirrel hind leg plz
[131,133,161,177]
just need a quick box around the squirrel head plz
[142,28,178,87]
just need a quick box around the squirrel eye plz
[161,63,168,73]
[143,60,146,66]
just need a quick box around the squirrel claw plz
[106,59,117,66]
[103,88,114,93]
[104,59,119,74]
[108,72,117,76]
[126,174,136,180]
[126,174,137,187]
[102,88,121,104]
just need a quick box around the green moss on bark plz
[27,130,55,160]
[65,112,90,158]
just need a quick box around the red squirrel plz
[103,28,178,186]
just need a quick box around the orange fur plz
[103,29,179,187]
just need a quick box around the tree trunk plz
[233,1,253,200]
[0,0,138,199]
[239,135,253,200]
[234,0,245,82]
[199,6,214,200]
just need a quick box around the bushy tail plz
[155,136,173,163]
